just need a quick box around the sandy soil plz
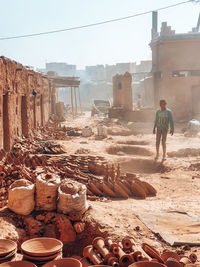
[1,112,200,257]
[60,113,200,255]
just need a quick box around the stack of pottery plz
[0,240,17,263]
[21,238,63,265]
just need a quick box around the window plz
[172,70,200,77]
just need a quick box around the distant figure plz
[153,99,174,161]
[137,94,142,110]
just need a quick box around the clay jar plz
[122,237,135,250]
[92,237,113,263]
[83,245,103,265]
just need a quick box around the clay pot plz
[104,238,113,248]
[117,181,131,196]
[142,243,163,263]
[189,254,197,263]
[180,257,191,266]
[107,256,119,267]
[161,251,180,262]
[88,266,112,267]
[89,182,103,196]
[102,183,116,197]
[109,244,120,255]
[87,188,94,196]
[142,181,157,196]
[129,262,166,267]
[42,258,82,267]
[83,245,103,265]
[92,237,113,262]
[122,237,135,249]
[131,182,146,199]
[114,183,129,199]
[165,258,181,267]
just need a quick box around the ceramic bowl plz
[0,240,17,257]
[21,238,63,257]
[42,258,82,267]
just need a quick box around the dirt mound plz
[168,148,200,157]
[117,140,149,146]
[107,127,137,136]
[120,158,171,174]
[107,145,153,156]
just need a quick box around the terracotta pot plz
[161,251,180,262]
[107,256,119,267]
[114,183,129,199]
[102,183,116,197]
[109,244,120,255]
[118,181,131,196]
[83,245,103,265]
[132,251,142,261]
[180,257,191,266]
[165,258,181,267]
[189,254,197,263]
[131,182,146,199]
[129,262,166,267]
[142,243,163,263]
[42,258,82,267]
[92,237,113,262]
[142,181,157,196]
[122,237,135,249]
[89,182,103,196]
[104,238,113,248]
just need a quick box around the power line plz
[0,0,193,41]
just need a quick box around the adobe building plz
[151,13,200,119]
[0,57,52,151]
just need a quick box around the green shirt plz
[154,108,174,132]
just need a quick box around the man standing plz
[153,100,174,161]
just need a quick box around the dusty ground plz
[1,112,200,258]
[60,113,200,255]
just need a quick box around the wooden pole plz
[74,87,78,115]
[78,86,82,114]
[71,87,74,118]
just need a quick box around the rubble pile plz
[12,137,65,154]
[81,237,198,267]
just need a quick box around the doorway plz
[21,96,28,137]
[191,86,200,116]
[3,94,10,151]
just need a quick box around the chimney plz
[152,11,158,40]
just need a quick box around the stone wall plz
[0,57,52,151]
[112,72,133,111]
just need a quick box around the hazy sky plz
[0,0,199,69]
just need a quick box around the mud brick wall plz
[112,72,133,111]
[0,56,52,151]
